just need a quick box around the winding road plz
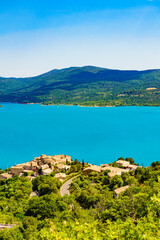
[60,177,76,196]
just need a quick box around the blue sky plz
[0,0,160,77]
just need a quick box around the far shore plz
[1,101,160,108]
[0,102,116,108]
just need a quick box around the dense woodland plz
[1,159,160,239]
[1,66,160,106]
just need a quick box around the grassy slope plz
[0,66,160,106]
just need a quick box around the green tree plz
[110,175,124,190]
[118,157,124,160]
[126,157,134,164]
[82,159,85,169]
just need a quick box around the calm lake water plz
[0,103,160,169]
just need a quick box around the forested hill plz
[1,66,160,106]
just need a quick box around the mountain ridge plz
[0,66,160,106]
[0,65,158,79]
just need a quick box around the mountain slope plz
[0,66,160,106]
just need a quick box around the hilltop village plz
[0,154,72,182]
[0,155,140,196]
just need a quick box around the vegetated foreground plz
[1,66,160,106]
[1,155,160,239]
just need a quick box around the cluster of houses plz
[0,154,72,182]
[82,160,140,196]
[83,159,139,177]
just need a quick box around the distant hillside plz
[1,66,160,106]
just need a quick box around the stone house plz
[114,185,130,197]
[0,173,12,180]
[11,165,24,176]
[116,160,139,171]
[101,165,129,175]
[82,165,102,175]
[42,168,53,175]
[54,173,67,182]
[116,160,130,167]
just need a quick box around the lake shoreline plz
[0,102,115,108]
[1,101,160,108]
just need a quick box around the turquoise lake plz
[0,103,160,169]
